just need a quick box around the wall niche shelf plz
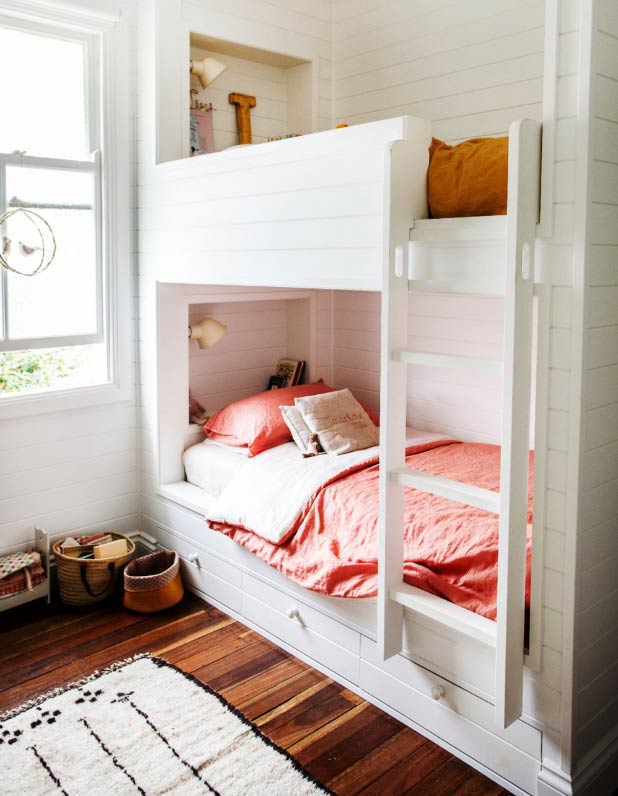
[189,33,316,157]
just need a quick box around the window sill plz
[0,378,133,420]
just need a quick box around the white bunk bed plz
[151,116,555,796]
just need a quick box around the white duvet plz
[206,428,448,545]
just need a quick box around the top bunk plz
[142,115,542,294]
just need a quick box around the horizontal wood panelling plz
[335,0,544,140]
[332,290,507,443]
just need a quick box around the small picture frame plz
[275,358,305,388]
[267,375,286,390]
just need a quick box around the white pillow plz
[183,438,248,497]
[280,405,322,456]
[294,388,379,455]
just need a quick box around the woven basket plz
[53,533,135,606]
[123,550,184,613]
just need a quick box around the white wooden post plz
[495,119,542,728]
[378,123,431,661]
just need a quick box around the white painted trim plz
[560,0,597,775]
[0,5,133,418]
[495,118,541,729]
[0,0,121,30]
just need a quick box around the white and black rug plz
[0,654,332,796]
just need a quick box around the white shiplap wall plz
[0,2,138,557]
[573,0,618,768]
[332,290,504,443]
[188,293,334,412]
[334,0,546,142]
[189,300,290,411]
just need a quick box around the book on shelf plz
[275,358,305,388]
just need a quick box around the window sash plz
[0,151,104,352]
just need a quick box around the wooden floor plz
[0,591,512,796]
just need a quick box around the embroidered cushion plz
[280,405,321,456]
[295,388,379,455]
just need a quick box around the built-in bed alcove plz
[155,276,546,758]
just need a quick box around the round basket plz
[122,550,184,614]
[53,533,135,606]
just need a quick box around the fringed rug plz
[0,654,332,796]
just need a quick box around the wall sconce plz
[190,56,227,89]
[189,317,227,349]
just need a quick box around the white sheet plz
[206,428,449,545]
[183,439,248,498]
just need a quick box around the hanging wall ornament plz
[0,207,56,277]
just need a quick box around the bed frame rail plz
[378,119,542,731]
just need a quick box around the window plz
[0,18,108,399]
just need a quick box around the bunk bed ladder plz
[378,120,541,731]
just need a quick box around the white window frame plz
[0,0,132,419]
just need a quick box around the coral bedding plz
[209,439,534,621]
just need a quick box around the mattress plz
[183,438,248,498]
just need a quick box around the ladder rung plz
[393,350,503,374]
[389,582,497,647]
[390,468,500,513]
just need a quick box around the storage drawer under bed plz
[241,572,361,685]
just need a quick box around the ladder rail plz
[377,124,432,662]
[495,119,542,729]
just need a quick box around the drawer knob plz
[286,607,300,621]
[431,685,445,701]
[188,552,200,567]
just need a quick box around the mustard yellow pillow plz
[428,136,509,218]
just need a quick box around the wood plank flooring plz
[0,592,512,796]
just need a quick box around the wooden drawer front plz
[180,556,242,615]
[242,573,361,655]
[361,638,541,769]
[360,656,540,795]
[242,591,360,685]
[154,525,241,589]
[402,614,495,702]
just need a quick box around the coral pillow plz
[428,136,508,218]
[295,388,380,455]
[204,382,334,456]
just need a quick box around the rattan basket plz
[53,533,135,606]
[123,550,184,613]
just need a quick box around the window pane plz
[0,26,89,159]
[0,343,108,396]
[5,166,99,340]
